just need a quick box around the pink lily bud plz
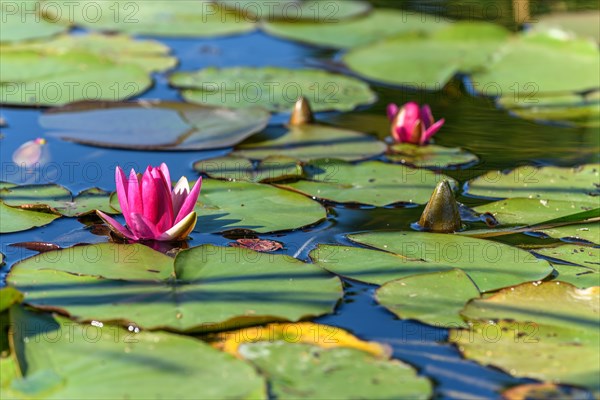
[387,102,445,145]
[12,138,48,168]
[96,163,201,242]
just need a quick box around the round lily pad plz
[233,124,386,161]
[0,0,69,43]
[195,179,327,233]
[534,245,599,288]
[465,164,600,202]
[348,231,553,292]
[0,201,60,233]
[450,282,600,392]
[262,8,447,49]
[169,67,377,113]
[218,0,371,21]
[277,159,457,207]
[387,143,478,168]
[7,306,266,399]
[472,31,600,96]
[344,22,510,89]
[194,155,303,182]
[0,184,115,217]
[7,244,343,331]
[376,269,480,328]
[44,0,255,37]
[41,100,270,151]
[1,34,175,106]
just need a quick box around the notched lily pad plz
[233,124,386,161]
[0,201,60,233]
[40,101,270,151]
[194,155,303,182]
[195,178,327,233]
[534,245,599,288]
[169,66,376,113]
[7,244,342,332]
[277,159,457,207]
[387,143,478,168]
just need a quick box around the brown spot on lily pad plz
[230,239,283,252]
[10,242,61,253]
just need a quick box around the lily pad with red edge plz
[450,282,600,393]
[169,66,376,113]
[277,159,457,207]
[232,124,386,162]
[0,201,60,233]
[40,101,270,151]
[7,244,343,332]
[5,305,266,399]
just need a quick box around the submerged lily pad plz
[7,244,342,331]
[344,22,510,89]
[277,159,456,207]
[376,269,480,328]
[348,231,553,292]
[0,202,60,233]
[0,184,115,217]
[534,245,599,288]
[196,179,326,233]
[218,0,371,21]
[451,282,600,392]
[7,306,266,399]
[194,155,303,182]
[262,8,447,49]
[0,34,175,106]
[465,164,600,202]
[213,322,432,399]
[169,67,376,113]
[387,143,478,168]
[233,124,386,161]
[0,0,69,43]
[45,0,255,37]
[472,31,600,96]
[40,101,270,151]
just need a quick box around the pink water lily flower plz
[387,102,445,145]
[97,164,201,242]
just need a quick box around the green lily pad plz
[451,282,600,392]
[262,8,447,49]
[195,179,327,233]
[0,202,60,233]
[7,244,342,331]
[218,0,371,21]
[348,231,553,292]
[40,101,270,151]
[44,0,255,37]
[535,11,600,42]
[233,124,386,162]
[277,159,457,207]
[465,164,600,202]
[0,287,23,312]
[169,67,376,113]
[344,22,510,89]
[0,33,175,106]
[472,31,600,96]
[194,155,303,182]
[387,143,479,168]
[239,341,432,399]
[0,0,69,43]
[537,223,600,244]
[0,184,115,217]
[376,269,480,328]
[534,245,599,288]
[498,93,600,128]
[7,306,266,399]
[472,198,599,226]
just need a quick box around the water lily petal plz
[114,167,133,226]
[141,167,161,225]
[127,169,143,216]
[421,118,445,145]
[420,105,435,129]
[96,210,136,240]
[129,212,161,240]
[158,211,197,241]
[172,176,191,218]
[408,119,423,144]
[386,103,399,121]
[12,138,47,168]
[174,177,202,225]
[159,162,171,191]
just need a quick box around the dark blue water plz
[1,5,598,399]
